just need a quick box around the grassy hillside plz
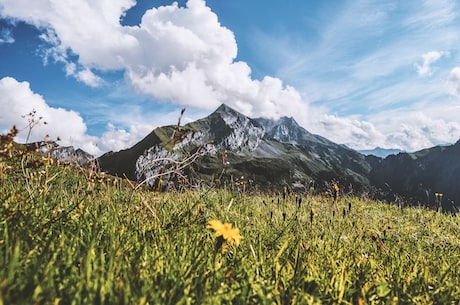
[1,140,459,304]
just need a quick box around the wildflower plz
[332,183,339,202]
[332,183,339,193]
[435,192,444,211]
[207,220,242,253]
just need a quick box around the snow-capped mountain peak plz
[205,104,265,151]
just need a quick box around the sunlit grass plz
[1,143,459,304]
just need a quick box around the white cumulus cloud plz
[98,122,154,153]
[0,76,161,155]
[368,109,460,151]
[0,0,307,120]
[306,113,386,150]
[0,76,101,155]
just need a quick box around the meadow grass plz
[1,144,459,304]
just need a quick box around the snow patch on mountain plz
[173,130,216,153]
[258,116,301,145]
[135,131,219,186]
[135,145,179,185]
[216,105,265,151]
[30,141,94,166]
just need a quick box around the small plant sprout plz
[435,192,444,211]
[207,220,242,254]
[310,207,315,225]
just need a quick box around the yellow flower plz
[332,183,339,192]
[207,220,242,246]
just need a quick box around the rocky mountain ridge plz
[31,104,460,211]
[28,141,95,166]
[98,104,371,193]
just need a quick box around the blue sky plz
[1,0,460,155]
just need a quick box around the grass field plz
[1,140,459,304]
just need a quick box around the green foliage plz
[1,145,459,304]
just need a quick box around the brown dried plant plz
[22,109,47,144]
[0,125,19,158]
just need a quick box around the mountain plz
[98,104,372,192]
[359,147,404,158]
[255,115,372,186]
[366,141,460,211]
[256,116,370,170]
[255,116,331,146]
[28,141,94,166]
[27,103,460,211]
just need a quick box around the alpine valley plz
[48,104,460,211]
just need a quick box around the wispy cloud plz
[251,0,460,149]
[402,0,458,30]
[0,27,14,43]
[75,68,104,88]
[448,67,460,96]
[415,51,449,77]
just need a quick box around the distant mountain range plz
[358,147,404,158]
[32,104,459,212]
[28,141,95,165]
[366,142,460,211]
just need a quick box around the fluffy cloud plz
[416,51,448,76]
[98,122,154,153]
[385,114,460,151]
[0,76,102,155]
[303,107,460,152]
[0,0,306,120]
[75,68,105,88]
[367,109,460,151]
[0,76,160,155]
[306,114,386,150]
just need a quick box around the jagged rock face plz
[256,116,339,148]
[204,104,265,151]
[96,104,460,210]
[135,132,218,187]
[30,141,94,166]
[97,104,373,192]
[256,116,302,144]
[256,115,371,178]
[136,145,179,183]
[133,104,266,186]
